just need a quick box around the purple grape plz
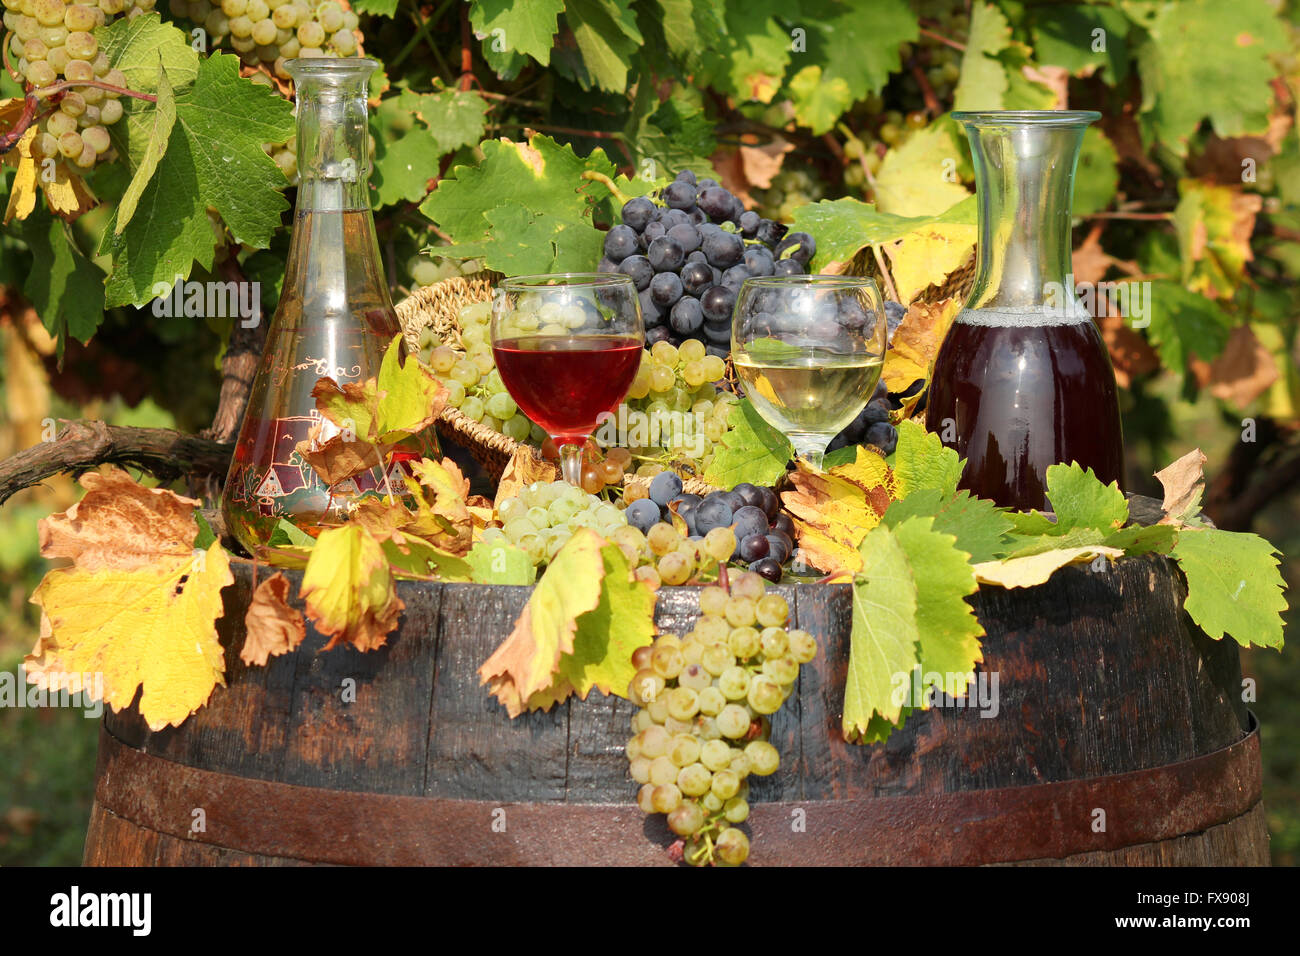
[866,421,899,455]
[739,210,760,237]
[648,236,686,273]
[680,261,713,297]
[739,533,770,562]
[731,504,769,542]
[773,257,805,277]
[641,220,667,249]
[702,230,744,269]
[597,257,619,274]
[621,197,656,231]
[750,558,782,583]
[756,486,779,519]
[604,224,639,262]
[694,495,733,534]
[650,271,684,308]
[776,232,816,264]
[626,498,662,534]
[618,254,653,290]
[743,245,774,276]
[664,181,696,209]
[772,513,795,538]
[639,288,664,327]
[697,187,735,221]
[700,284,736,323]
[766,532,793,564]
[732,483,763,509]
[645,325,674,345]
[667,223,702,252]
[670,296,704,334]
[674,169,697,185]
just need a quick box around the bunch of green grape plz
[423,300,540,445]
[483,480,628,566]
[406,252,484,289]
[751,167,826,224]
[621,338,737,481]
[3,0,133,170]
[602,523,736,588]
[166,0,359,76]
[624,572,817,866]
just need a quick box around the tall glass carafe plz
[926,111,1123,511]
[222,58,438,559]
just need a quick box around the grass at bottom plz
[0,651,99,867]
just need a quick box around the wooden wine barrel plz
[83,553,1267,866]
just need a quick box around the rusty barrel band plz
[93,717,1262,867]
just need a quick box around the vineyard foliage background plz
[1,0,1298,862]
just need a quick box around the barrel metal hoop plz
[93,717,1262,866]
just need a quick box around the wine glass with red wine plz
[491,274,644,485]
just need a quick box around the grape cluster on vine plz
[167,0,359,78]
[3,0,136,170]
[600,169,818,352]
[625,572,817,866]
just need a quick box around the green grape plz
[646,523,680,557]
[744,739,780,776]
[26,59,56,86]
[715,827,749,865]
[651,643,684,680]
[450,359,480,387]
[728,626,761,660]
[696,685,725,717]
[759,626,787,658]
[648,364,674,393]
[747,675,785,715]
[649,756,678,788]
[429,345,457,373]
[297,19,324,46]
[81,124,110,154]
[650,783,682,814]
[724,596,757,628]
[667,734,700,768]
[46,110,77,136]
[700,738,732,772]
[710,769,741,801]
[756,594,790,628]
[484,392,517,420]
[657,551,691,586]
[717,666,750,701]
[717,704,750,739]
[57,130,84,158]
[667,801,706,837]
[723,797,749,824]
[33,0,65,26]
[99,97,122,125]
[60,92,86,118]
[678,662,710,692]
[700,644,733,677]
[251,16,277,43]
[787,629,817,663]
[637,783,656,814]
[699,585,728,616]
[459,394,484,421]
[665,686,698,721]
[763,655,799,686]
[65,29,96,57]
[628,756,651,785]
[731,571,765,601]
[703,529,735,564]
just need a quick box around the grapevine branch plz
[0,421,232,506]
[204,255,267,445]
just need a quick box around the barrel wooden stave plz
[91,554,1265,865]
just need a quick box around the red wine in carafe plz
[926,306,1124,512]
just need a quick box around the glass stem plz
[789,434,828,472]
[559,442,585,486]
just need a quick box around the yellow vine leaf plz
[1,99,96,223]
[27,543,232,731]
[299,524,404,652]
[882,297,962,400]
[408,457,473,554]
[880,222,975,304]
[479,528,608,717]
[972,546,1124,588]
[781,448,899,576]
[241,572,306,667]
[494,446,558,508]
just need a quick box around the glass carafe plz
[222,57,438,559]
[926,111,1123,512]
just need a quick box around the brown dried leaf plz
[39,468,198,571]
[781,451,897,575]
[1021,64,1069,109]
[1100,312,1160,388]
[1193,324,1280,407]
[739,137,793,190]
[495,446,558,508]
[881,297,962,405]
[241,572,306,667]
[294,432,384,486]
[1155,448,1207,525]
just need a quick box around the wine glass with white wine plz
[731,276,888,470]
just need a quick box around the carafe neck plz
[957,112,1099,312]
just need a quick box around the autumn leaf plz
[294,429,385,486]
[27,543,233,731]
[1172,178,1261,299]
[878,223,976,305]
[479,528,607,717]
[782,447,898,575]
[241,571,305,667]
[1154,448,1208,526]
[495,445,558,508]
[1190,324,1280,408]
[408,457,473,553]
[558,543,656,700]
[881,297,961,401]
[39,468,199,570]
[2,99,97,223]
[299,524,404,652]
[972,545,1123,588]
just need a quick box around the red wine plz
[926,307,1124,512]
[493,335,642,446]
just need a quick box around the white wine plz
[733,350,883,441]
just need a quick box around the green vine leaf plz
[702,398,793,488]
[469,0,564,66]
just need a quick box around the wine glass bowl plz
[491,273,644,485]
[731,275,888,470]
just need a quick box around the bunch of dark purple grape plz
[825,301,909,457]
[626,473,797,583]
[599,170,816,353]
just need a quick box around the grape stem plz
[909,58,942,116]
[918,24,966,51]
[0,94,38,154]
[870,243,901,304]
[2,29,21,82]
[581,169,633,205]
[32,79,157,103]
